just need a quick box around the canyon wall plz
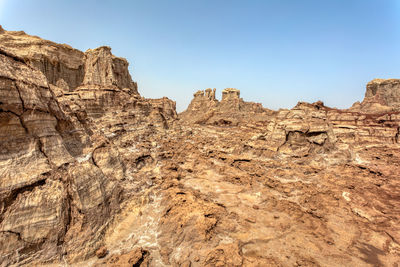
[0,27,176,266]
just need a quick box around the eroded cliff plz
[0,27,399,267]
[0,27,176,266]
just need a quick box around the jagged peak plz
[362,78,400,109]
[85,46,112,53]
[85,46,130,64]
[294,101,325,110]
[0,28,137,93]
[222,88,240,93]
[192,88,239,101]
[367,78,400,85]
[222,88,240,100]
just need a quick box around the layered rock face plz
[180,87,272,125]
[0,27,138,94]
[1,27,400,267]
[350,79,400,113]
[182,87,400,154]
[83,46,138,93]
[0,27,176,266]
[364,79,400,108]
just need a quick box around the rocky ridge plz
[0,27,400,266]
[0,27,176,266]
[180,87,272,125]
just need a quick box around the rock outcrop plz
[350,79,400,113]
[0,29,138,94]
[1,26,400,267]
[181,84,400,155]
[83,46,138,93]
[0,27,176,266]
[180,88,272,125]
[365,79,400,107]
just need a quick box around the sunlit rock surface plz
[0,27,399,266]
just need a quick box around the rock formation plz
[365,79,400,107]
[0,26,400,266]
[350,79,400,113]
[0,27,176,266]
[180,88,272,125]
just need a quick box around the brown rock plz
[1,28,400,267]
[349,79,400,113]
[96,246,108,258]
[365,79,400,107]
[0,28,176,266]
[180,87,273,125]
[83,46,138,94]
[204,242,243,266]
[97,247,149,266]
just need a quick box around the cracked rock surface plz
[0,27,400,266]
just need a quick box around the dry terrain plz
[0,26,399,266]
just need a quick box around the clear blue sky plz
[1,0,399,111]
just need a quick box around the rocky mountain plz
[0,26,399,266]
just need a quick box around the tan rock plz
[96,246,108,258]
[83,46,138,94]
[96,247,149,266]
[1,28,400,267]
[180,87,272,125]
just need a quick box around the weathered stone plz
[83,46,138,94]
[365,79,400,107]
[1,27,400,267]
[180,88,272,125]
[0,28,177,266]
[96,246,108,258]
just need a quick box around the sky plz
[1,0,399,111]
